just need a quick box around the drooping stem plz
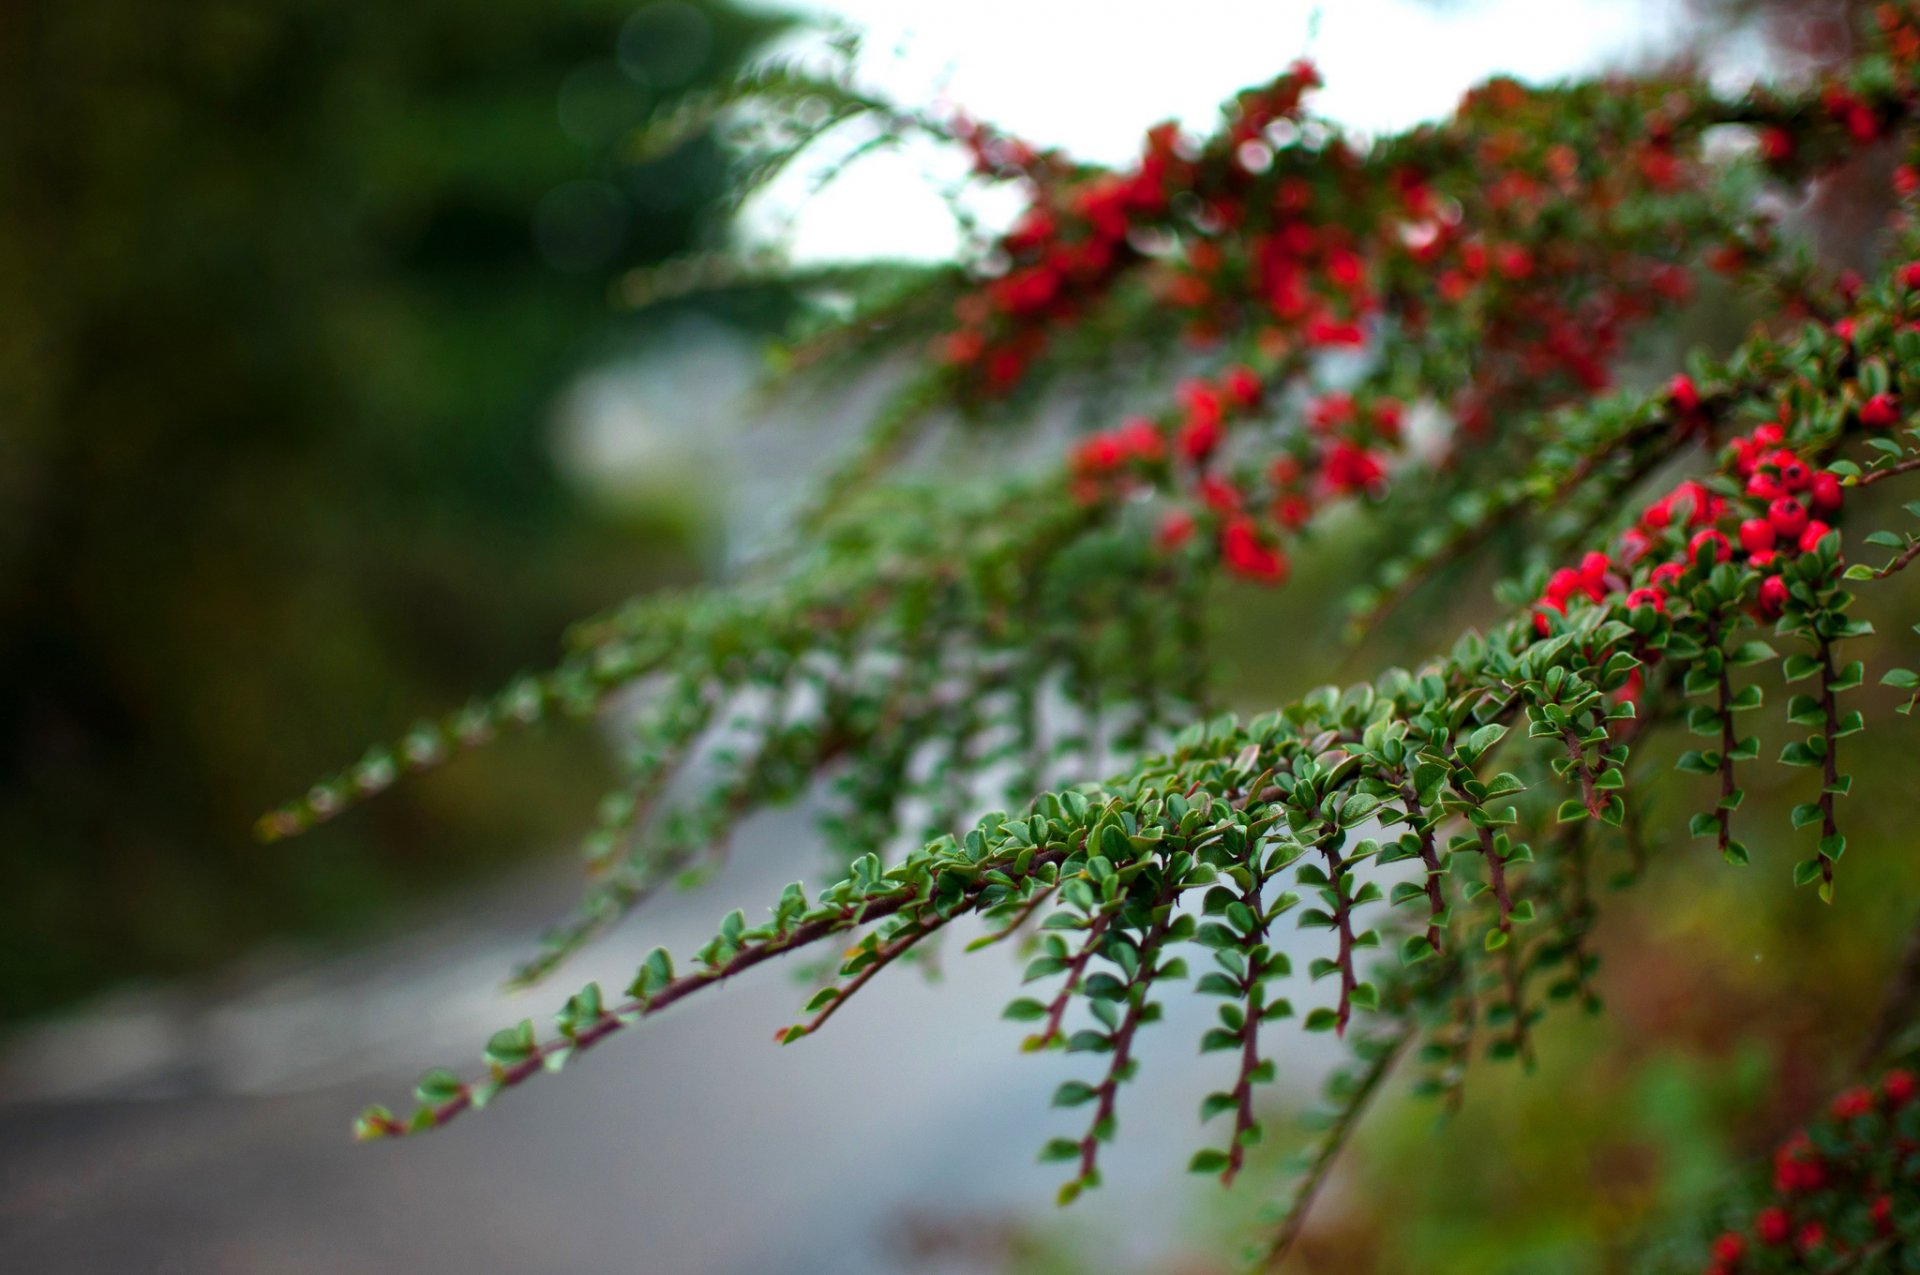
[1262,1025,1415,1269]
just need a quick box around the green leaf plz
[414,1068,463,1106]
[1053,1080,1099,1108]
[485,1020,537,1069]
[1189,1148,1231,1174]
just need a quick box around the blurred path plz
[0,806,1343,1274]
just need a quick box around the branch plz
[1262,1026,1416,1269]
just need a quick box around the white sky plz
[740,0,1696,262]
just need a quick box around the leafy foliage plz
[275,4,1920,1266]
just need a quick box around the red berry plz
[1757,1207,1792,1246]
[1670,373,1701,413]
[1651,561,1685,588]
[1689,528,1732,564]
[1625,587,1664,612]
[1372,397,1404,439]
[1222,364,1263,409]
[1757,574,1790,620]
[1799,520,1832,555]
[1117,417,1164,460]
[1711,1233,1746,1263]
[1197,474,1242,514]
[1642,498,1673,530]
[1676,480,1721,525]
[1273,493,1310,529]
[1769,497,1809,540]
[1178,414,1223,463]
[1808,471,1844,516]
[1220,516,1289,583]
[1073,433,1126,473]
[1861,392,1901,429]
[1832,1085,1875,1120]
[1903,261,1920,290]
[1738,518,1776,555]
[1885,1069,1915,1106]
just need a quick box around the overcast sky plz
[740,0,1698,261]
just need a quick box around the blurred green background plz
[0,0,788,1022]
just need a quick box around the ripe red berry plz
[1884,1068,1915,1106]
[1755,450,1808,491]
[1738,518,1775,555]
[1669,373,1701,413]
[1757,574,1790,620]
[1197,474,1243,514]
[1677,480,1721,525]
[1272,493,1310,529]
[1831,1085,1875,1120]
[1808,471,1844,516]
[1769,497,1809,540]
[1903,261,1920,291]
[1222,364,1263,408]
[1861,392,1901,429]
[1651,561,1685,589]
[1178,414,1223,463]
[1220,516,1289,583]
[1689,528,1731,564]
[1798,520,1832,555]
[1117,417,1164,460]
[1757,1207,1792,1246]
[1711,1232,1746,1263]
[1625,587,1664,612]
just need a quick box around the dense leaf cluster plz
[279,5,1920,1266]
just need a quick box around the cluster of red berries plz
[939,56,1716,416]
[1704,1069,1918,1272]
[1069,361,1408,584]
[939,65,1323,392]
[1530,411,1856,638]
[972,60,1759,592]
